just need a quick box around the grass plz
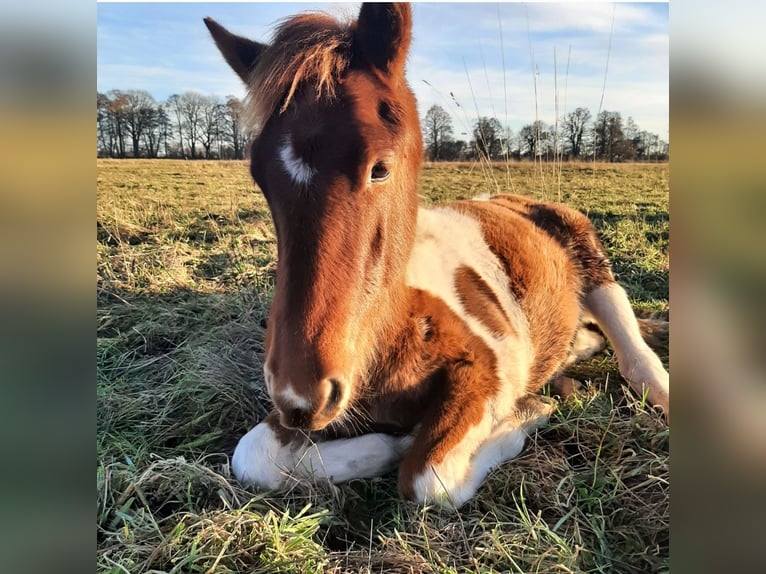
[97,158,669,573]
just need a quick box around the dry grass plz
[97,159,669,573]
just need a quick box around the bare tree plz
[95,90,665,164]
[141,105,170,158]
[166,94,185,158]
[105,90,129,158]
[118,90,156,158]
[594,110,626,162]
[473,117,503,160]
[97,92,116,157]
[224,96,249,159]
[518,120,551,159]
[178,92,206,159]
[563,107,591,159]
[200,95,224,159]
[422,105,454,161]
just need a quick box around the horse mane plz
[246,13,353,131]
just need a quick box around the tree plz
[594,110,626,162]
[97,92,116,157]
[178,92,206,159]
[224,96,249,159]
[167,94,185,158]
[473,117,503,160]
[142,105,171,158]
[119,90,157,157]
[563,107,591,159]
[422,105,453,161]
[95,89,666,164]
[165,91,206,158]
[441,139,467,161]
[518,120,551,159]
[199,95,224,159]
[105,90,129,158]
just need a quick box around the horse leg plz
[292,432,413,483]
[232,411,302,489]
[585,282,669,414]
[518,200,669,414]
[448,395,554,503]
[397,365,552,508]
[565,323,607,366]
[232,411,412,488]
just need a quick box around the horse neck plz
[364,237,424,382]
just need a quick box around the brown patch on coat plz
[263,410,304,447]
[452,199,583,392]
[375,290,502,500]
[454,265,515,338]
[304,287,503,499]
[484,194,615,291]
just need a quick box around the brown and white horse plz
[205,3,669,508]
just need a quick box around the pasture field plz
[97,159,669,573]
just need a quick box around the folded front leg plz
[397,361,552,509]
[294,432,413,483]
[232,411,413,489]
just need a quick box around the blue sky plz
[97,2,668,140]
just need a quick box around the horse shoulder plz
[405,207,535,406]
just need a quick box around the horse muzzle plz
[274,377,346,431]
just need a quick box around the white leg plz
[410,402,552,509]
[586,283,669,413]
[232,421,295,489]
[232,422,413,489]
[295,433,414,483]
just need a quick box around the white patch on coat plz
[585,282,669,412]
[279,135,315,186]
[295,433,414,483]
[263,363,275,397]
[276,383,312,410]
[407,206,534,419]
[232,422,293,489]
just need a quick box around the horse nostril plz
[325,378,343,413]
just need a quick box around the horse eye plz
[370,161,391,183]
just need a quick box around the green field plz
[97,159,669,573]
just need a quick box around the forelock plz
[244,12,353,134]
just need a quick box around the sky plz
[97,1,669,141]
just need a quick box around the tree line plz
[423,105,668,162]
[97,90,667,162]
[97,90,250,159]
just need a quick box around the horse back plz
[448,195,595,389]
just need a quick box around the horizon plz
[97,2,669,142]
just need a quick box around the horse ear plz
[204,17,266,84]
[354,3,412,76]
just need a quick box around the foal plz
[205,3,669,508]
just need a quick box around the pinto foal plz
[205,3,669,508]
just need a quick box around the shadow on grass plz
[98,285,274,463]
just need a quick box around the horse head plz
[206,4,423,431]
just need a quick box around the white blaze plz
[279,135,315,186]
